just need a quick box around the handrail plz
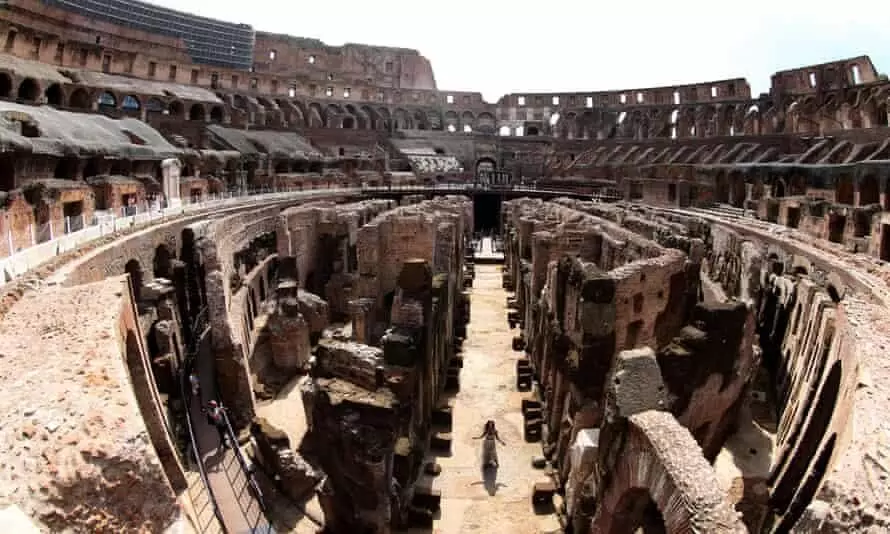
[0,187,356,287]
[220,407,274,533]
[179,320,226,533]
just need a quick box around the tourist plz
[473,420,505,468]
[189,372,200,397]
[203,400,230,449]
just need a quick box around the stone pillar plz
[161,158,182,208]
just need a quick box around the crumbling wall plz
[299,197,471,533]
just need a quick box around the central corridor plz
[421,264,560,534]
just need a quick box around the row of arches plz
[0,71,226,122]
[3,67,888,139]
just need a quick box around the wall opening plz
[835,175,854,205]
[786,206,801,229]
[827,214,845,243]
[473,194,502,233]
[881,225,890,261]
[609,487,667,534]
[859,175,879,206]
[769,361,841,513]
[853,211,871,237]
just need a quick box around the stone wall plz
[297,196,471,533]
[503,197,759,532]
[624,203,890,531]
[0,276,186,532]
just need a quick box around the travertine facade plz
[0,0,889,532]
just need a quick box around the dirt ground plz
[406,264,560,534]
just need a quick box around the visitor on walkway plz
[189,372,200,398]
[203,400,230,449]
[473,420,505,468]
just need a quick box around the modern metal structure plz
[41,0,255,70]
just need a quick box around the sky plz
[151,0,890,104]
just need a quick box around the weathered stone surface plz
[251,417,323,501]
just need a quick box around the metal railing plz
[179,309,225,534]
[0,186,356,286]
[184,305,273,533]
[219,408,274,534]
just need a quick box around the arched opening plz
[97,91,117,112]
[0,72,11,98]
[69,88,91,109]
[188,104,205,121]
[44,83,63,107]
[773,180,786,198]
[121,95,140,112]
[527,126,539,136]
[169,100,184,117]
[153,244,175,279]
[125,259,144,302]
[769,360,842,513]
[53,156,79,179]
[498,126,511,136]
[776,434,837,532]
[835,175,854,205]
[209,105,224,123]
[82,157,101,179]
[146,98,165,117]
[0,156,15,191]
[827,213,846,243]
[608,488,667,534]
[16,78,40,102]
[858,174,880,206]
[342,115,355,129]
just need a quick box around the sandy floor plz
[406,264,559,534]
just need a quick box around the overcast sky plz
[153,0,890,103]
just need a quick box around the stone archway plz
[189,103,206,121]
[69,87,91,109]
[44,83,64,107]
[589,411,744,533]
[0,72,11,98]
[17,78,40,102]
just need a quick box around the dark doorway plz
[473,194,501,232]
[786,207,801,229]
[0,156,14,191]
[881,225,890,261]
[827,214,845,243]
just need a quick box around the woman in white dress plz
[474,420,506,468]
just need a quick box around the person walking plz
[189,372,200,398]
[203,400,230,449]
[473,420,506,468]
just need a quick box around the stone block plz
[532,455,548,469]
[430,432,452,452]
[406,506,434,528]
[424,462,442,476]
[532,480,557,506]
[524,419,543,442]
[517,373,532,391]
[524,407,543,420]
[381,329,417,367]
[522,399,542,414]
[412,488,442,512]
[432,408,453,427]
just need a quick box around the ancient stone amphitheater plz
[0,1,888,533]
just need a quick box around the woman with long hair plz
[473,420,506,468]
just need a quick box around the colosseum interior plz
[0,1,888,533]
